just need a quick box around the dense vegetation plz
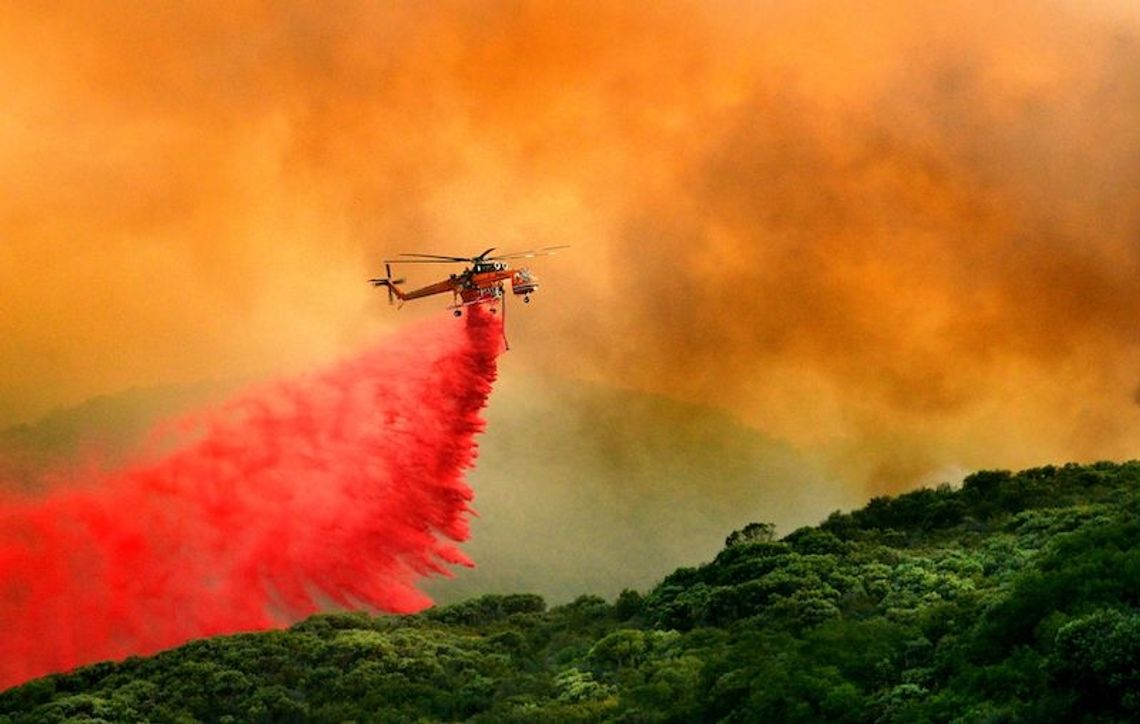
[3,461,1140,722]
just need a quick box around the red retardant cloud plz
[0,308,503,688]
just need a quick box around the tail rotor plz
[369,263,406,305]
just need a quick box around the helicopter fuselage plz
[391,265,538,307]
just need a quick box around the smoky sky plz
[2,0,1139,495]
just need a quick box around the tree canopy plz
[3,460,1140,722]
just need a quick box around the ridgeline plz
[3,461,1139,722]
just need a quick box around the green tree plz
[725,522,776,548]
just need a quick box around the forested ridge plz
[3,461,1140,722]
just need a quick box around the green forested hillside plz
[3,461,1140,722]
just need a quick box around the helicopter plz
[369,246,567,317]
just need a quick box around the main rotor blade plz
[397,253,472,262]
[383,258,466,264]
[487,244,570,260]
[386,245,567,264]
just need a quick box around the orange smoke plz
[2,1,1138,495]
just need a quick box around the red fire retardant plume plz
[0,308,503,689]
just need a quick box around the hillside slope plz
[2,461,1138,722]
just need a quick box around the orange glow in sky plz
[3,0,1139,495]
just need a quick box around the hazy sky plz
[3,0,1139,497]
